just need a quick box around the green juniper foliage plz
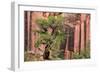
[35,15,66,60]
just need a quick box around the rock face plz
[74,20,80,53]
[24,11,90,60]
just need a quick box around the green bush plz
[34,15,66,60]
[73,48,90,59]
